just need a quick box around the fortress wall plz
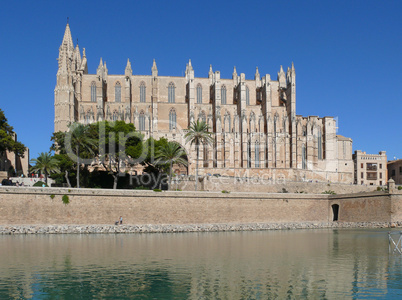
[0,187,398,226]
[179,177,377,194]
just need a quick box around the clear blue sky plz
[0,0,401,161]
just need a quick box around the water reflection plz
[0,229,401,299]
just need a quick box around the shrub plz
[134,186,150,190]
[33,181,48,187]
[68,189,71,193]
[221,190,230,194]
[62,194,69,205]
[322,190,336,195]
[398,186,402,190]
[153,188,162,192]
[50,194,55,199]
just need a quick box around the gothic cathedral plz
[54,23,354,183]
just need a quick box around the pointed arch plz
[112,110,118,121]
[196,84,202,104]
[318,127,323,160]
[224,111,231,133]
[169,108,176,130]
[255,140,260,168]
[140,81,146,103]
[139,110,145,131]
[302,143,307,169]
[91,81,97,102]
[198,110,206,123]
[115,81,121,103]
[221,85,227,104]
[249,112,256,132]
[168,82,175,103]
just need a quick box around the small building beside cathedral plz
[54,24,354,183]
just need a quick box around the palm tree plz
[66,123,95,188]
[30,152,60,185]
[155,141,188,190]
[184,120,213,191]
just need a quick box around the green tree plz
[91,121,143,189]
[155,141,188,190]
[184,120,213,191]
[52,153,75,187]
[30,152,60,185]
[51,123,96,188]
[0,109,26,170]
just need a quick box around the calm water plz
[1,229,402,299]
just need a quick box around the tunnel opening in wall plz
[332,204,339,221]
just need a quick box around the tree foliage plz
[51,121,143,189]
[155,141,188,190]
[184,120,213,191]
[0,109,26,157]
[30,152,60,185]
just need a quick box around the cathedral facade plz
[55,24,354,183]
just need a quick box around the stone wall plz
[0,187,400,229]
[178,176,377,194]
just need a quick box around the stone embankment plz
[1,222,400,235]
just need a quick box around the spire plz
[74,44,81,68]
[232,66,237,79]
[188,59,193,71]
[291,62,295,71]
[152,59,158,76]
[103,61,108,76]
[97,58,104,77]
[125,58,132,77]
[254,67,260,80]
[61,23,74,51]
[208,64,213,81]
[278,65,286,88]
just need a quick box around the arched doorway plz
[332,204,339,221]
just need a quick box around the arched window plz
[168,82,175,103]
[115,82,121,103]
[246,86,250,105]
[221,85,227,104]
[255,141,260,168]
[302,126,307,136]
[169,109,176,130]
[198,111,206,123]
[91,82,96,102]
[112,110,118,121]
[224,113,231,133]
[139,111,145,131]
[302,144,307,169]
[318,128,323,159]
[196,84,202,104]
[247,141,251,168]
[140,82,146,103]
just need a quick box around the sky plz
[0,0,401,161]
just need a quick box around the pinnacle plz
[62,23,74,50]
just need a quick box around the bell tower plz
[54,22,77,132]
